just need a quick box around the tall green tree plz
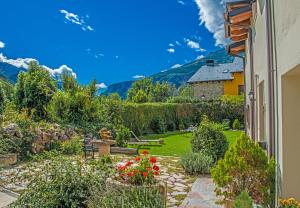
[15,62,57,120]
[127,78,153,102]
[0,84,4,115]
[61,71,78,94]
[153,81,175,102]
[15,72,26,110]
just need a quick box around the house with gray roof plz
[187,58,244,99]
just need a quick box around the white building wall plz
[273,0,300,199]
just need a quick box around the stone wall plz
[191,81,224,100]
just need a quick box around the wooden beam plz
[231,28,248,35]
[231,33,248,41]
[230,10,252,24]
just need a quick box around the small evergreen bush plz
[211,133,275,207]
[233,191,253,208]
[191,118,228,162]
[180,152,214,175]
[232,119,241,130]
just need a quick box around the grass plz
[139,130,243,157]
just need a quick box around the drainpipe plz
[266,0,279,205]
[247,27,256,140]
[266,0,276,158]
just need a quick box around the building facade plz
[224,0,300,201]
[187,58,244,100]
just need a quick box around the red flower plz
[127,172,134,177]
[142,150,149,155]
[143,172,149,177]
[149,157,157,164]
[125,161,133,167]
[146,167,152,171]
[117,166,126,171]
[153,165,159,171]
[135,156,141,161]
[154,171,159,176]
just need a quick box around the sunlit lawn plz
[138,130,243,157]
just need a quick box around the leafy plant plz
[180,152,213,175]
[233,191,253,208]
[15,62,57,120]
[116,151,160,185]
[191,118,228,162]
[60,136,83,155]
[87,184,165,208]
[210,133,275,207]
[232,119,241,130]
[12,155,113,208]
[115,125,131,147]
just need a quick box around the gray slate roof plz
[187,58,243,83]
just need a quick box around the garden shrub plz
[60,136,83,155]
[115,125,131,147]
[87,185,165,208]
[233,191,253,208]
[180,152,213,175]
[150,117,167,134]
[210,133,275,207]
[191,118,228,162]
[12,155,113,208]
[121,95,243,135]
[232,119,241,130]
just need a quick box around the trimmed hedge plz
[121,103,197,135]
[121,96,243,135]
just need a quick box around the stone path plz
[180,177,222,208]
[0,190,18,207]
[0,155,222,208]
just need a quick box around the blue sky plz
[0,0,228,87]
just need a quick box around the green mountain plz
[104,49,234,98]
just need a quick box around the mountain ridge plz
[104,49,234,98]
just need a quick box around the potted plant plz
[108,150,167,206]
[279,198,300,208]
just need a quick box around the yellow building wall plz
[223,72,244,95]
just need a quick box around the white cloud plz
[169,43,175,47]
[96,83,107,89]
[175,41,182,46]
[166,48,175,53]
[59,9,94,32]
[194,0,228,46]
[196,55,205,60]
[178,0,185,5]
[184,38,206,52]
[0,53,36,68]
[43,64,77,79]
[171,64,182,69]
[0,41,5,49]
[0,53,77,79]
[132,75,145,79]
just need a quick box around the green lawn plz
[139,130,243,157]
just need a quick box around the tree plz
[61,71,78,94]
[15,61,57,120]
[127,78,153,102]
[15,72,26,110]
[0,84,4,115]
[178,84,194,98]
[152,81,175,102]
